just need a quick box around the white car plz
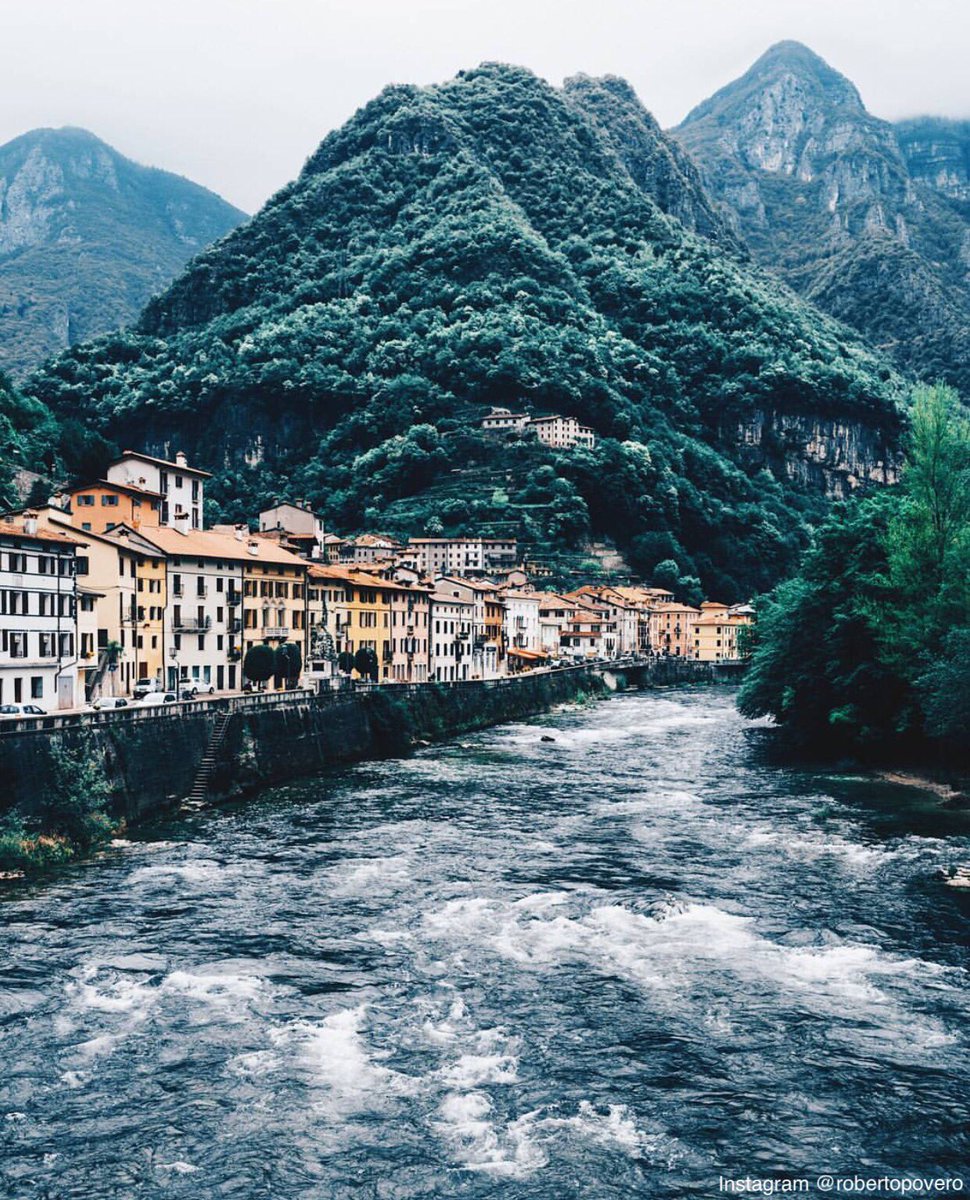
[88,697,129,711]
[0,703,47,719]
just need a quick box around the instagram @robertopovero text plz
[717,1178,966,1195]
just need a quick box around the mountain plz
[562,74,745,255]
[895,117,970,204]
[0,127,246,377]
[674,42,970,396]
[27,64,903,601]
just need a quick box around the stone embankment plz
[0,658,726,825]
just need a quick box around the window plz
[102,494,119,507]
[76,555,89,575]
[76,494,95,507]
[31,677,43,699]
[40,632,55,657]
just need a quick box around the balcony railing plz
[174,616,212,632]
[226,591,242,606]
[262,626,289,639]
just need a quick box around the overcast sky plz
[2,0,967,213]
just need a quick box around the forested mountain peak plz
[0,126,245,377]
[562,73,744,253]
[27,62,903,601]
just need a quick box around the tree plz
[276,641,302,687]
[652,559,680,593]
[243,643,276,685]
[338,651,355,675]
[354,646,379,681]
[739,384,970,758]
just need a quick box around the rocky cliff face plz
[0,127,245,377]
[731,408,900,499]
[674,42,970,395]
[896,118,970,204]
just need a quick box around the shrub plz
[244,642,276,683]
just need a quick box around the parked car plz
[179,685,198,699]
[0,703,47,719]
[132,679,165,701]
[89,697,129,711]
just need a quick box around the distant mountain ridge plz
[0,126,245,376]
[673,41,970,396]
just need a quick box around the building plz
[502,590,541,653]
[534,592,578,657]
[429,588,475,682]
[63,478,164,535]
[529,415,596,450]
[0,515,80,710]
[434,577,503,679]
[134,525,307,692]
[37,508,148,700]
[408,536,518,578]
[559,596,614,659]
[480,406,531,434]
[106,450,210,530]
[341,534,404,564]
[257,503,327,560]
[567,586,640,656]
[692,606,754,662]
[649,602,701,658]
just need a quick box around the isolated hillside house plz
[529,415,596,450]
[480,406,530,433]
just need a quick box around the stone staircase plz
[183,711,232,808]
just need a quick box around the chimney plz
[234,524,245,541]
[175,451,188,468]
[23,511,38,536]
[247,540,260,556]
[173,510,190,535]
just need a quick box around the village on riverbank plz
[0,448,754,714]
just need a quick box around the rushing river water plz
[1,688,969,1198]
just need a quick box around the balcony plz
[174,616,212,632]
[226,590,242,607]
[263,626,289,639]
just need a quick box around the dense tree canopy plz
[739,385,970,758]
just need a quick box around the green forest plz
[739,385,970,760]
[21,63,903,602]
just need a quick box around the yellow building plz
[692,609,754,662]
[309,565,394,678]
[35,507,143,697]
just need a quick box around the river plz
[1,688,968,1197]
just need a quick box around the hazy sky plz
[2,0,967,213]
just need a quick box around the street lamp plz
[169,645,179,692]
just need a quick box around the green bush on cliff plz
[0,744,115,874]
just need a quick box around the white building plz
[529,415,596,450]
[0,515,79,710]
[429,590,475,682]
[502,590,541,652]
[481,406,531,434]
[107,450,211,531]
[409,537,518,577]
[258,502,327,560]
